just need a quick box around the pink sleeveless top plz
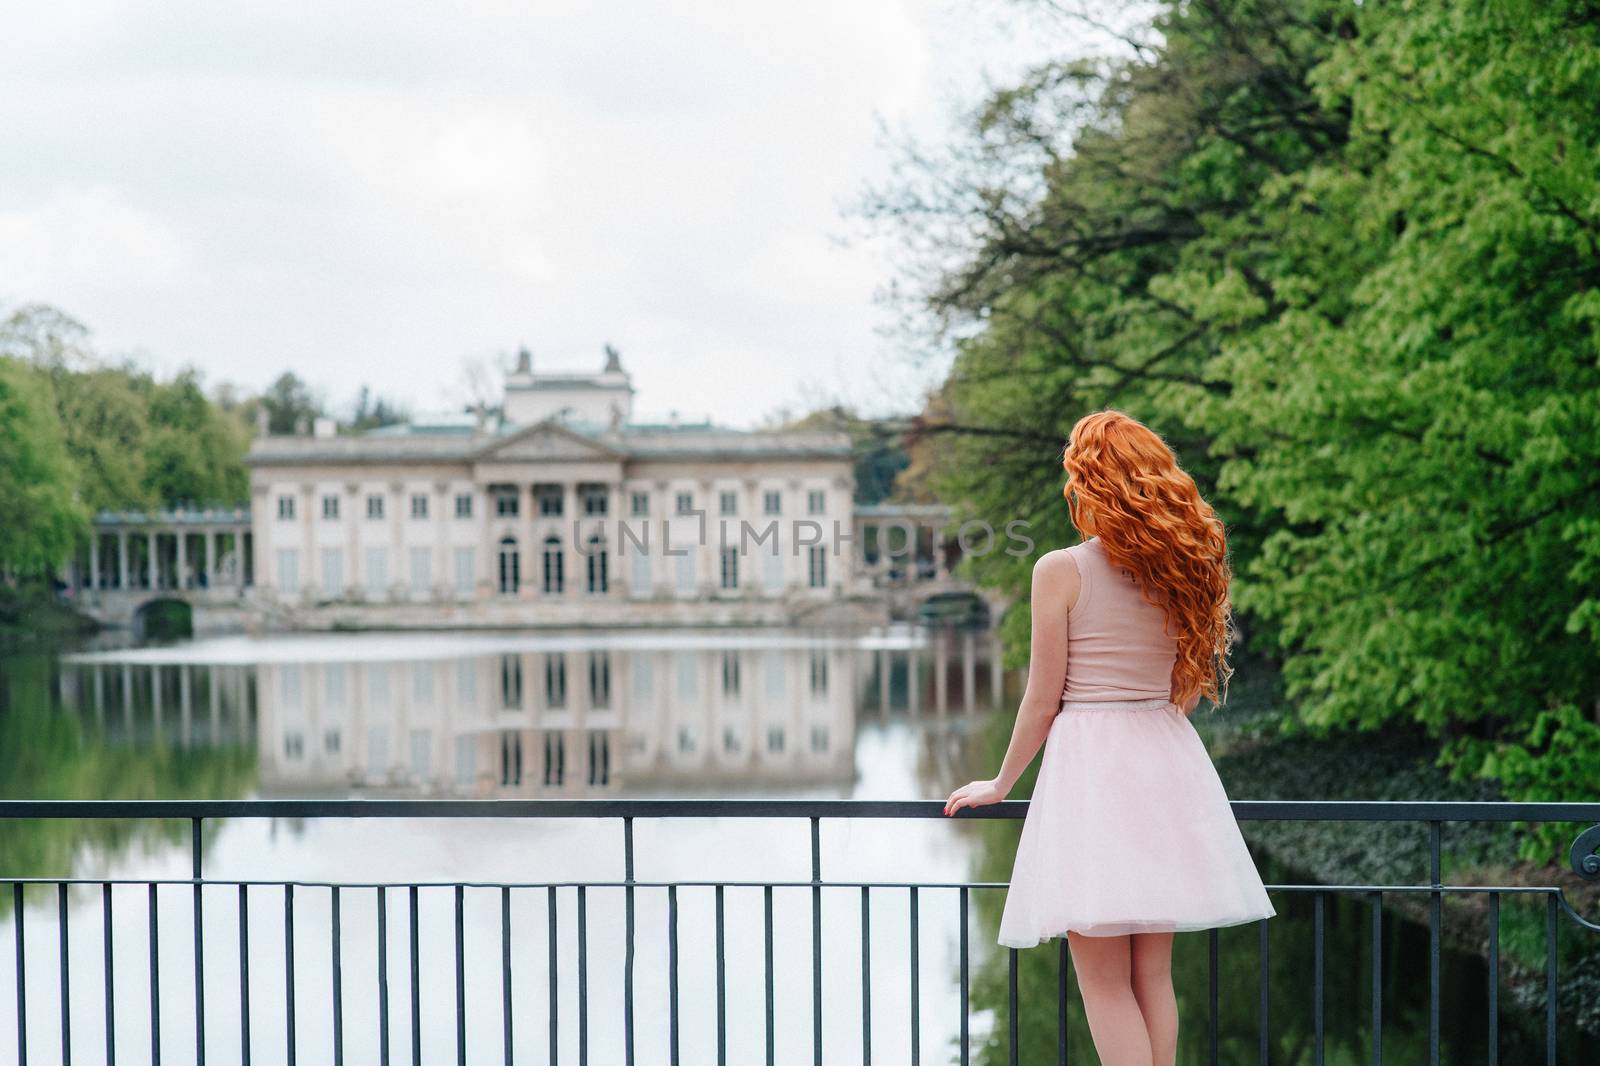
[1061,537,1179,702]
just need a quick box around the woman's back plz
[1062,536,1178,702]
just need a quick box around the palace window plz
[535,483,564,517]
[275,549,299,593]
[630,492,650,516]
[454,493,473,518]
[807,545,827,589]
[454,547,475,595]
[675,491,694,515]
[365,547,388,594]
[807,489,826,515]
[494,489,519,518]
[763,490,782,516]
[719,491,737,516]
[542,536,565,594]
[367,494,385,520]
[497,537,519,595]
[579,483,608,516]
[586,534,608,594]
[322,495,339,520]
[410,493,428,519]
[409,547,431,594]
[320,548,343,598]
[277,495,296,520]
[720,546,739,590]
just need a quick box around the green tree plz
[0,357,87,574]
[138,367,251,506]
[259,370,323,435]
[863,0,1600,851]
[348,384,411,432]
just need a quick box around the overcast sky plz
[2,1,1085,427]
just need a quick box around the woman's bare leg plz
[1066,931,1153,1066]
[1130,932,1177,1066]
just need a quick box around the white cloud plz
[0,0,1079,423]
[0,187,184,296]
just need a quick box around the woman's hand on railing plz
[944,778,1007,816]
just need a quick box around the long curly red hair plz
[1062,410,1236,712]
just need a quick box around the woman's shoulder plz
[1031,546,1085,616]
[1032,546,1084,594]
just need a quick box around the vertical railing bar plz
[715,884,726,1066]
[1007,947,1018,1066]
[624,817,634,1066]
[1258,918,1268,1066]
[454,885,465,1066]
[1429,820,1440,1066]
[764,884,775,1066]
[408,885,420,1066]
[57,882,70,1066]
[376,888,388,1066]
[861,886,872,1066]
[1487,891,1498,1066]
[332,887,344,1066]
[1314,890,1324,1066]
[548,885,559,1066]
[1208,927,1218,1066]
[149,882,161,1066]
[284,884,295,1066]
[454,877,467,1062]
[578,884,589,1066]
[910,887,920,1066]
[811,816,822,1066]
[959,885,969,1066]
[668,884,680,1066]
[500,886,512,1066]
[14,883,25,1066]
[1370,890,1382,1066]
[239,884,250,1066]
[1544,891,1556,1066]
[1057,936,1068,1066]
[192,818,205,1066]
[103,882,115,1066]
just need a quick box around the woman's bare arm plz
[944,549,1077,815]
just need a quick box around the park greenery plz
[0,303,409,585]
[862,0,1600,857]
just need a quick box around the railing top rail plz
[0,798,1596,822]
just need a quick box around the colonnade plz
[67,509,253,594]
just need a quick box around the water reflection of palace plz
[56,631,1009,797]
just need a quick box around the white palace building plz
[66,348,975,631]
[244,347,874,627]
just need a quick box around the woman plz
[944,410,1275,1066]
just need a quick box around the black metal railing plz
[2,799,1598,1066]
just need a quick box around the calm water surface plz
[1,626,1010,1066]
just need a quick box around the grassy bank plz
[0,579,100,651]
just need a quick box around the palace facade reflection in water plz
[56,628,1010,800]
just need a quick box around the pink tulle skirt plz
[997,696,1276,947]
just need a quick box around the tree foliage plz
[0,356,86,574]
[0,300,251,534]
[863,0,1600,850]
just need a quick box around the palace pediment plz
[473,419,628,463]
